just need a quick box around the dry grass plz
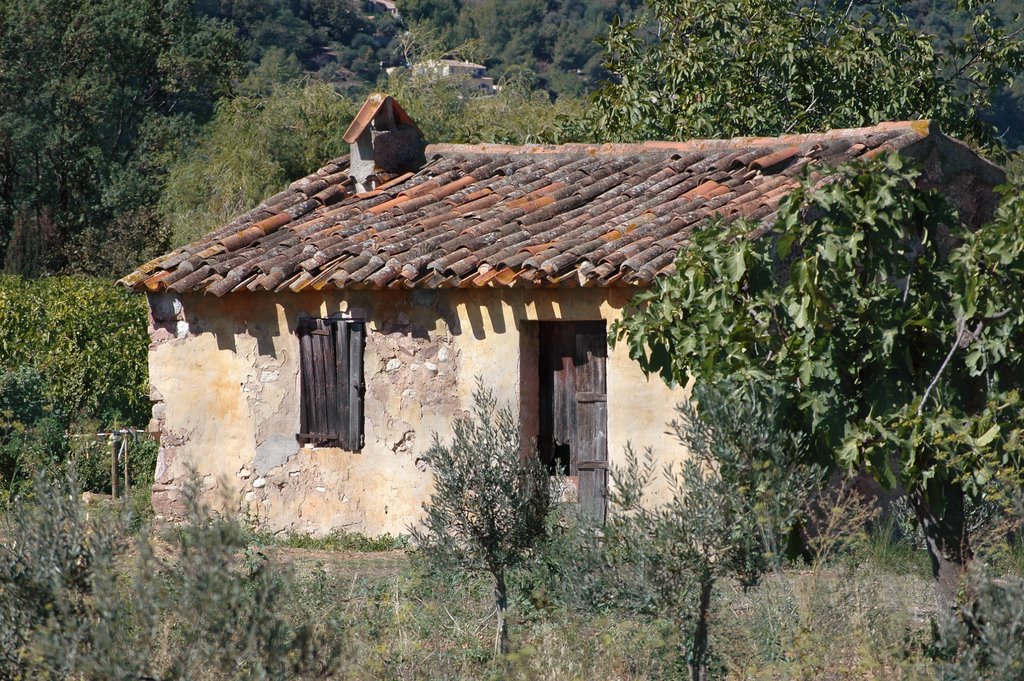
[247,539,943,681]
[100,477,1021,680]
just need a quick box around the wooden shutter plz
[298,317,333,443]
[342,320,365,451]
[573,321,608,523]
[297,317,364,450]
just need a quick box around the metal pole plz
[111,432,121,498]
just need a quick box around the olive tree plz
[614,154,1024,604]
[411,381,551,655]
[0,473,342,680]
[608,381,821,681]
[931,565,1024,679]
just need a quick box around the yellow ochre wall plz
[146,287,690,536]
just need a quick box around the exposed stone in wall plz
[147,291,197,345]
[365,316,461,458]
[235,450,365,535]
[225,312,462,537]
[145,287,688,536]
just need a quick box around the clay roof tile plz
[120,118,1001,293]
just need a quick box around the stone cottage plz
[120,94,1004,536]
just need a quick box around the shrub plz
[0,414,70,503]
[68,431,158,496]
[0,276,151,500]
[517,501,657,619]
[252,528,409,552]
[411,380,551,655]
[607,381,822,681]
[930,567,1024,679]
[0,275,149,427]
[0,472,344,680]
[0,366,48,427]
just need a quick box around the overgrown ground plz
[215,525,1011,680]
[4,485,1022,680]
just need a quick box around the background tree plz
[0,0,241,275]
[411,382,551,655]
[161,81,356,246]
[613,155,1024,604]
[578,0,1023,150]
[608,382,821,681]
[396,0,462,34]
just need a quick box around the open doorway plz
[524,320,608,521]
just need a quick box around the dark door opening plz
[536,321,608,521]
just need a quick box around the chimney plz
[343,94,425,192]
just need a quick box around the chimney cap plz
[343,93,422,144]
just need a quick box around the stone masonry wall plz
[146,288,689,537]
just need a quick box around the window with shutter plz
[296,317,365,450]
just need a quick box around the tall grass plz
[3,471,1022,679]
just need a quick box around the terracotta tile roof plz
[121,121,944,294]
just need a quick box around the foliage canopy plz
[162,81,357,246]
[580,0,1024,150]
[0,0,241,275]
[0,276,149,427]
[614,155,1024,596]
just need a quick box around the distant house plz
[412,59,496,95]
[367,0,398,17]
[120,94,1004,536]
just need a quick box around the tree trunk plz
[688,574,713,681]
[909,482,972,607]
[492,568,509,655]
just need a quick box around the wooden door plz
[538,321,608,522]
[573,322,608,522]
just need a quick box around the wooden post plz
[122,432,130,497]
[111,433,121,498]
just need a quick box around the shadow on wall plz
[160,287,631,359]
[453,289,623,341]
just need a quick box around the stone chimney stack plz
[343,94,424,192]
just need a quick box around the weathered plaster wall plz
[147,287,689,536]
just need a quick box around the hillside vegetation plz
[1,0,1020,279]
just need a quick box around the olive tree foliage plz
[0,473,342,680]
[575,0,1023,150]
[608,381,821,681]
[931,565,1024,679]
[613,154,1024,603]
[411,382,552,655]
[930,488,1024,679]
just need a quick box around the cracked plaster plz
[145,288,690,537]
